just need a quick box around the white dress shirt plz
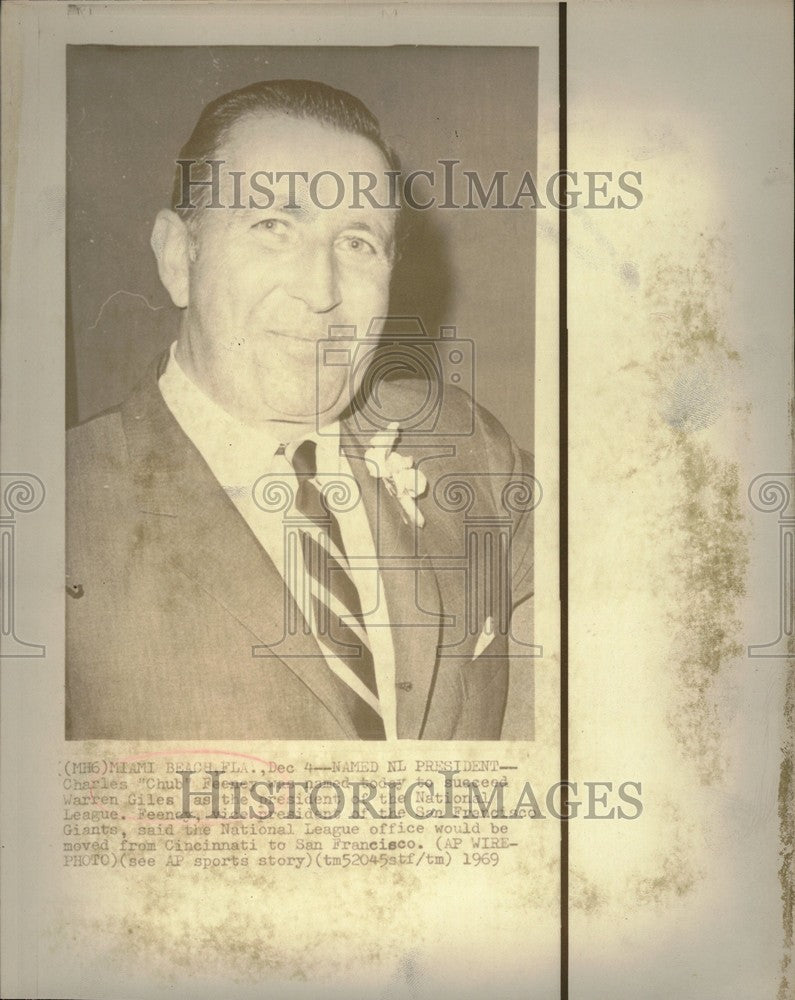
[158,342,397,739]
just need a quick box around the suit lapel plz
[121,363,358,739]
[341,421,444,739]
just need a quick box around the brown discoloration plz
[778,379,795,1000]
[633,849,701,905]
[666,438,747,784]
[629,803,703,906]
[569,867,606,914]
[646,236,730,363]
[644,237,748,786]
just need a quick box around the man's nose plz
[285,242,341,313]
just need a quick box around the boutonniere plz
[364,422,428,528]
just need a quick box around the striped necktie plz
[288,439,385,740]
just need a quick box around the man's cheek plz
[235,267,281,310]
[344,284,389,327]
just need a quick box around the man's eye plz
[337,235,377,256]
[253,218,289,235]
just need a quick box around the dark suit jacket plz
[66,357,534,740]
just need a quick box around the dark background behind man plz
[66,45,537,452]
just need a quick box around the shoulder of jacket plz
[67,408,127,473]
[359,377,500,438]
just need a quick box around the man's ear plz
[150,210,192,309]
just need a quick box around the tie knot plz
[290,439,317,479]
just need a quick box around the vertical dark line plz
[558,3,569,1000]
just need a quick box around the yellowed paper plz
[1,2,792,999]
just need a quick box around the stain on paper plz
[629,801,703,906]
[645,235,748,785]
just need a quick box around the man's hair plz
[171,78,401,224]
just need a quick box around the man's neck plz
[171,338,334,441]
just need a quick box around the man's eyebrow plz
[342,219,392,244]
[231,200,309,220]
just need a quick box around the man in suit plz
[66,79,536,741]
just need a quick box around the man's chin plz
[261,383,353,430]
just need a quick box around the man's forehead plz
[202,111,400,232]
[219,110,391,173]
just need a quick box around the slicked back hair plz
[171,78,401,233]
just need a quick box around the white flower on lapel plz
[364,422,428,528]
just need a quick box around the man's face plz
[176,112,397,428]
